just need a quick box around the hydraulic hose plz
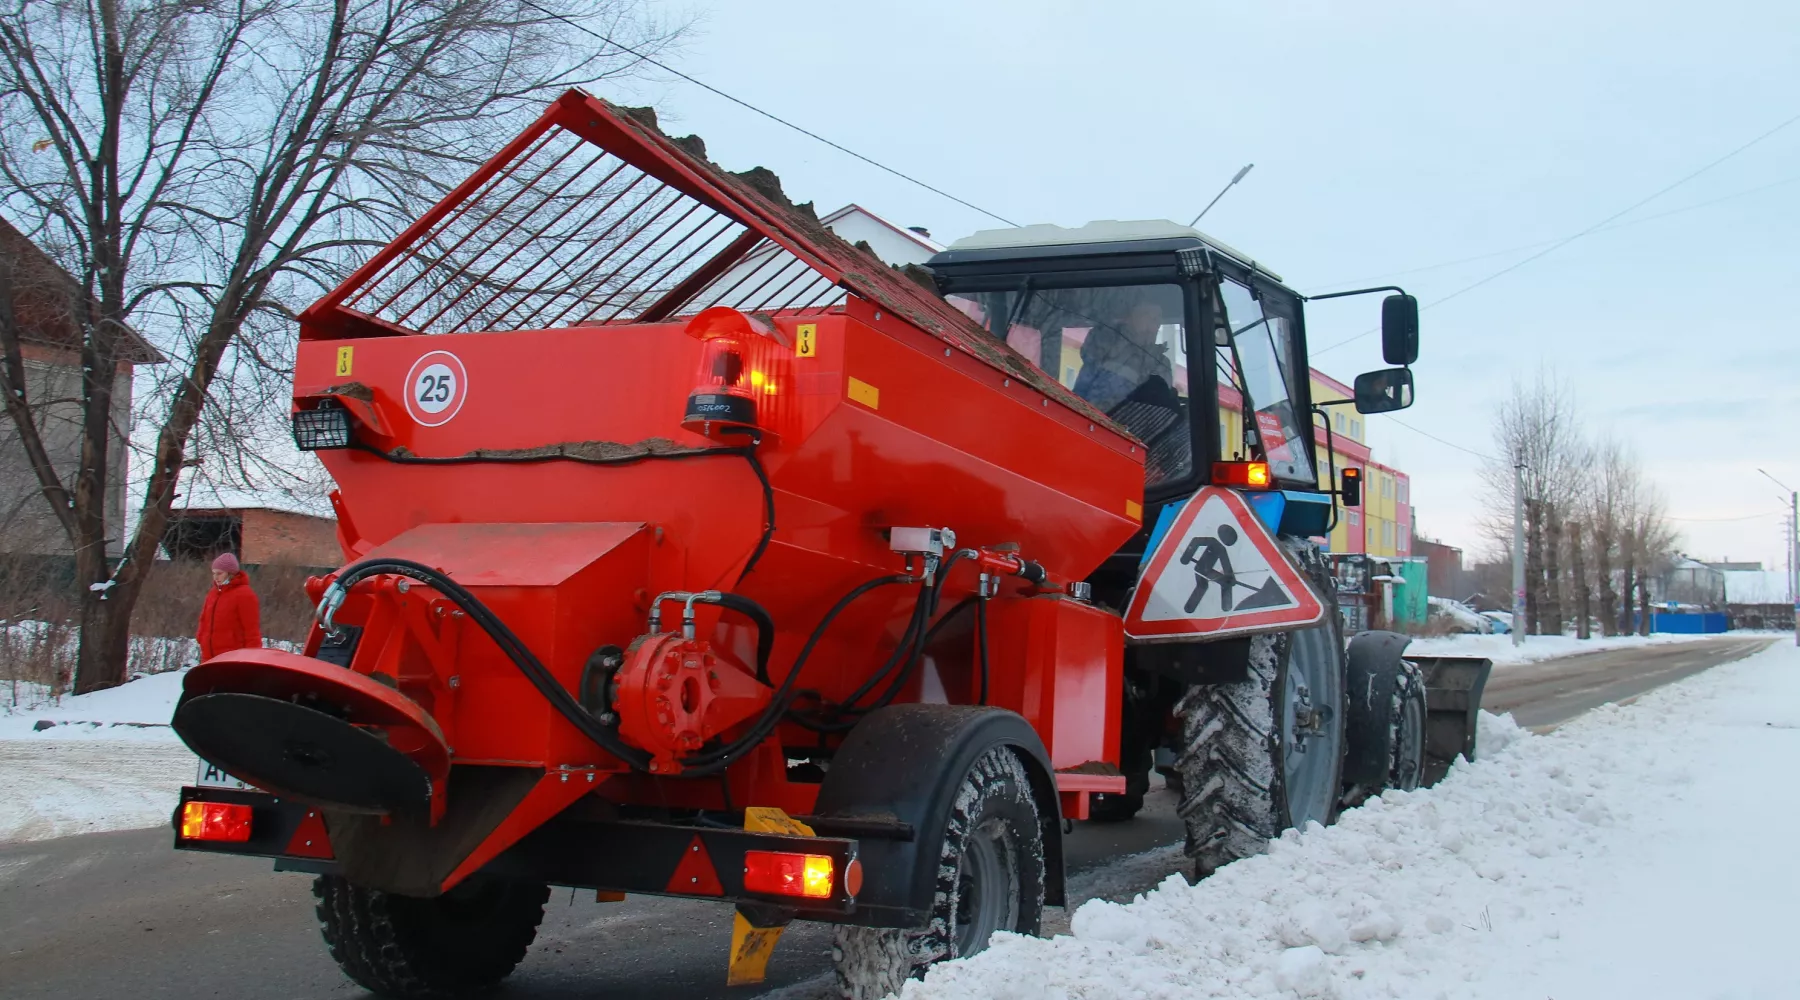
[324,558,653,771]
[675,573,917,776]
[706,592,776,685]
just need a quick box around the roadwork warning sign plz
[1124,486,1325,641]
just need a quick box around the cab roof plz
[931,219,1283,283]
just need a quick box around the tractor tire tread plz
[1173,541,1342,878]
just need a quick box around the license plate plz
[196,759,252,790]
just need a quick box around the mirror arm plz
[1303,284,1408,302]
[1311,405,1342,534]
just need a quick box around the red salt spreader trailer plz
[168,89,1489,998]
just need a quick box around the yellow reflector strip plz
[847,377,879,409]
[1126,499,1143,520]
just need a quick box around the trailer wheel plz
[313,874,550,998]
[1174,543,1345,878]
[832,746,1045,999]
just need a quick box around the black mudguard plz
[814,704,1065,929]
[1340,630,1414,794]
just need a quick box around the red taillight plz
[179,800,253,842]
[1213,461,1272,489]
[743,850,834,899]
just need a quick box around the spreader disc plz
[173,692,431,813]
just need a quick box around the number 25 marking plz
[418,374,452,402]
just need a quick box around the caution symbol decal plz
[1125,486,1324,641]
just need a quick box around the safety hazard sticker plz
[1124,486,1324,641]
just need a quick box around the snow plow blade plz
[1404,655,1493,786]
[171,648,451,814]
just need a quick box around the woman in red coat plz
[197,552,262,661]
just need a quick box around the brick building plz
[0,215,163,556]
[164,501,341,569]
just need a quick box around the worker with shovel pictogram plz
[1179,524,1241,613]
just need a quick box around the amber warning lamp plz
[683,307,782,439]
[1212,461,1272,489]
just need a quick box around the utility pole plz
[1512,460,1526,647]
[1758,470,1798,648]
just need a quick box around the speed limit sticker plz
[403,350,468,427]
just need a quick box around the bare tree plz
[1586,436,1636,636]
[0,0,682,692]
[1479,370,1588,635]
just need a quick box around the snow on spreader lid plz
[943,219,1281,281]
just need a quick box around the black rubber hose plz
[676,573,916,775]
[826,589,975,730]
[709,592,776,685]
[329,558,653,770]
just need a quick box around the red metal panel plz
[982,596,1122,771]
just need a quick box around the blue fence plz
[1649,612,1729,634]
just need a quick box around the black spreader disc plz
[173,692,430,813]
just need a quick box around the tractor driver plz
[1072,295,1180,414]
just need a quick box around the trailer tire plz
[1174,543,1345,879]
[313,874,549,998]
[832,745,1045,999]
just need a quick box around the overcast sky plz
[603,0,1800,571]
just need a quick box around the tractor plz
[167,89,1490,999]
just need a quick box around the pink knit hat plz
[211,552,240,575]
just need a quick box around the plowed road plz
[0,636,1771,999]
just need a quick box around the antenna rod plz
[1189,163,1255,227]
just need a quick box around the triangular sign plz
[1124,486,1325,641]
[665,834,725,897]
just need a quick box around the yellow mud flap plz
[726,807,814,986]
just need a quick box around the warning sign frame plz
[1124,486,1325,642]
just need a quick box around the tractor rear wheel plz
[313,874,550,998]
[832,746,1045,999]
[1173,543,1346,878]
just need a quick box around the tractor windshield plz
[945,283,1193,487]
[1214,276,1313,484]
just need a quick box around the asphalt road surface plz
[1480,636,1772,731]
[0,636,1770,1000]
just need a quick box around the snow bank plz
[901,640,1800,1000]
[0,668,188,741]
[1401,630,1717,667]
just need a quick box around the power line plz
[1384,416,1494,460]
[1664,510,1784,523]
[1313,108,1800,358]
[1302,172,1800,293]
[517,0,1020,228]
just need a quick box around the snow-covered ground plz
[1401,630,1720,667]
[902,638,1799,1000]
[0,669,195,842]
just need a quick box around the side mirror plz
[1354,367,1414,414]
[1381,294,1419,365]
[1340,467,1362,507]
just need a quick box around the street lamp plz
[1757,468,1798,647]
